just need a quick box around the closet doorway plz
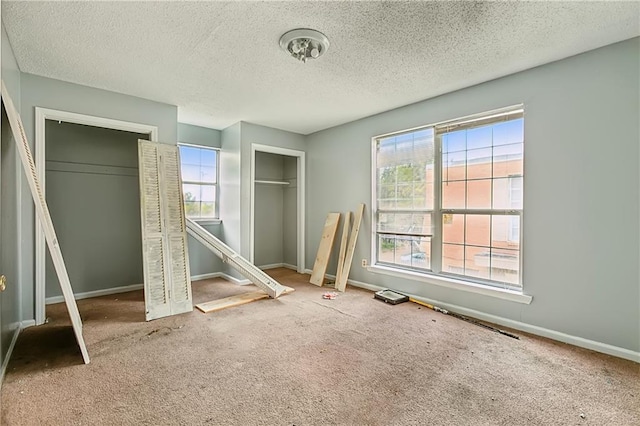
[34,108,157,325]
[250,145,305,273]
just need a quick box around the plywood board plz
[335,204,365,292]
[1,80,90,363]
[196,291,269,313]
[309,212,341,286]
[335,211,351,285]
[195,286,295,313]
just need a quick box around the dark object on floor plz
[374,289,409,305]
[447,311,520,340]
[409,297,519,339]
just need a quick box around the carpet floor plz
[1,268,638,425]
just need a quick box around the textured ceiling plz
[2,1,639,135]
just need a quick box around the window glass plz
[178,145,218,219]
[374,108,523,290]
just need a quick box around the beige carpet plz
[1,268,638,425]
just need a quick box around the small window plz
[178,144,218,219]
[373,106,524,291]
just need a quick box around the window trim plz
[366,263,532,304]
[177,142,220,221]
[370,105,528,300]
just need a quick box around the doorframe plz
[250,144,305,273]
[34,107,158,325]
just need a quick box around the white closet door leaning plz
[1,80,90,363]
[138,140,192,321]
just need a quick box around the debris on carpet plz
[322,292,338,300]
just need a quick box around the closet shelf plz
[254,179,290,185]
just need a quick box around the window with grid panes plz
[373,107,524,291]
[178,144,218,219]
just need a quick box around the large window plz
[178,144,218,219]
[373,107,524,291]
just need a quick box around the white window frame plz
[370,105,532,304]
[178,142,220,224]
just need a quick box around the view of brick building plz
[377,117,523,288]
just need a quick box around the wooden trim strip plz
[309,212,341,286]
[335,212,351,285]
[335,204,365,292]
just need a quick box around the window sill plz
[191,218,222,226]
[367,264,532,304]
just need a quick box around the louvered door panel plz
[138,140,192,320]
[159,144,192,315]
[1,81,90,363]
[159,145,186,233]
[139,141,171,320]
[145,236,170,310]
[141,143,162,234]
[169,236,191,306]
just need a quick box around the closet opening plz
[250,145,305,274]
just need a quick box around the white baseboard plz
[20,320,35,329]
[1,323,21,385]
[45,273,251,300]
[260,263,300,273]
[220,273,251,285]
[404,292,640,363]
[257,263,298,271]
[258,263,284,270]
[191,272,253,285]
[45,283,144,305]
[304,269,639,363]
[190,272,223,282]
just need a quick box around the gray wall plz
[19,73,178,320]
[283,156,297,267]
[178,122,221,148]
[1,21,23,378]
[220,121,305,276]
[254,151,285,267]
[240,123,305,260]
[219,123,242,278]
[306,38,640,353]
[178,122,224,277]
[44,121,147,298]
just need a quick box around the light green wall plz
[1,21,23,379]
[178,122,224,276]
[283,156,297,267]
[254,151,285,267]
[306,38,640,353]
[220,121,305,277]
[238,122,306,260]
[44,121,147,299]
[219,123,242,279]
[178,123,221,148]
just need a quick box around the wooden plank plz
[196,291,269,313]
[309,212,341,286]
[1,80,90,363]
[335,203,365,292]
[335,211,351,286]
[195,286,295,313]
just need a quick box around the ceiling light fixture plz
[279,28,330,63]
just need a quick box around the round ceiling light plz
[279,28,330,63]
